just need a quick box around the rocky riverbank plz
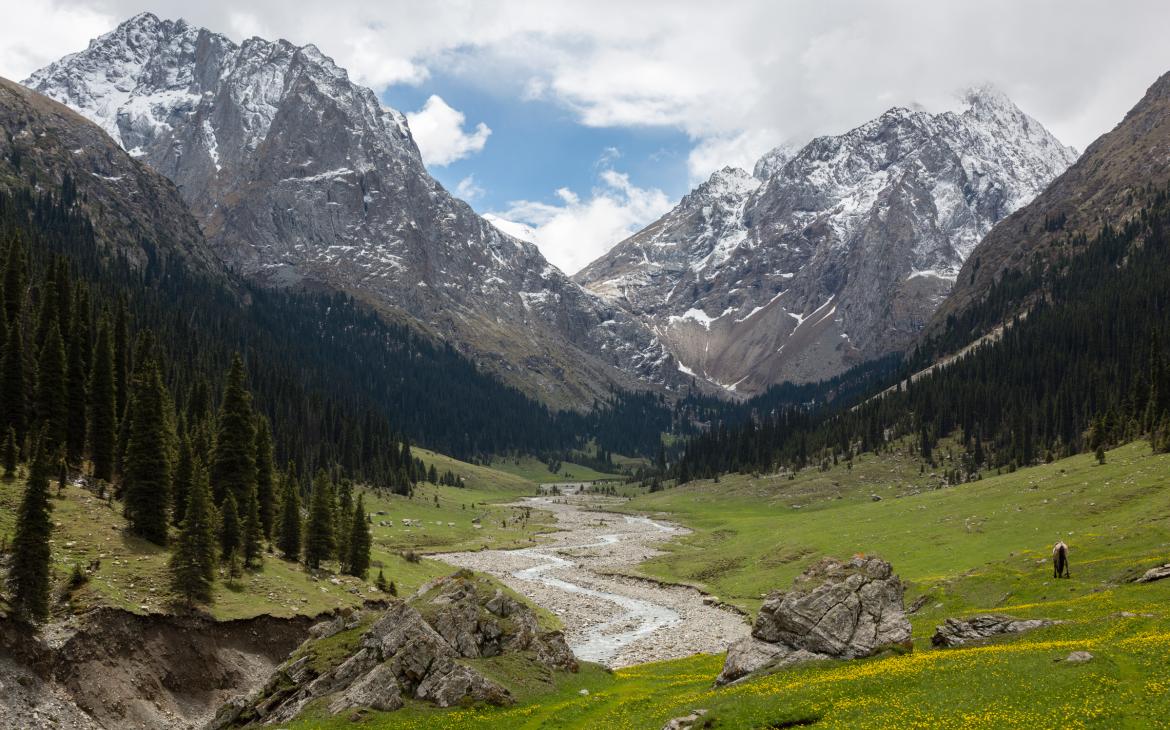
[439,495,750,667]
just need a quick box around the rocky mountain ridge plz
[929,70,1170,343]
[576,89,1077,394]
[0,76,221,277]
[26,12,676,407]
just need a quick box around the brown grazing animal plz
[1052,541,1070,578]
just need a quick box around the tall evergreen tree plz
[113,296,129,425]
[2,426,17,478]
[210,355,256,508]
[122,353,173,544]
[303,469,335,570]
[35,320,68,454]
[253,416,276,539]
[1,313,26,444]
[276,465,302,561]
[219,491,241,563]
[3,232,26,327]
[345,494,371,579]
[34,278,59,354]
[6,442,52,623]
[87,315,116,481]
[172,428,194,527]
[241,482,264,568]
[65,286,89,463]
[335,479,352,564]
[170,460,216,605]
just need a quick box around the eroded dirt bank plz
[439,495,750,667]
[0,607,319,729]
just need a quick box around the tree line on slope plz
[675,183,1170,482]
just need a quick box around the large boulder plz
[410,571,577,670]
[931,614,1057,648]
[214,571,576,726]
[717,556,911,685]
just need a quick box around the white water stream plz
[439,495,750,667]
[511,516,680,663]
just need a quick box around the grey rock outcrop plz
[26,13,676,407]
[217,571,576,726]
[576,89,1077,394]
[662,707,709,730]
[930,614,1057,648]
[716,556,911,685]
[1134,563,1170,584]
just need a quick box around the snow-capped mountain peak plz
[575,90,1078,394]
[28,13,677,405]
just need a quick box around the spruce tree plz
[303,469,335,570]
[1,315,26,444]
[34,278,59,355]
[345,494,371,579]
[35,320,68,454]
[113,297,129,424]
[65,287,89,464]
[7,442,53,623]
[335,479,352,564]
[241,483,264,568]
[121,354,172,545]
[210,355,256,508]
[2,426,16,478]
[172,429,194,527]
[276,466,302,561]
[87,315,116,482]
[170,460,216,605]
[253,416,276,539]
[3,233,26,327]
[219,491,241,563]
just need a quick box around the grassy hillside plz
[617,441,1170,618]
[488,455,621,484]
[283,441,1170,727]
[0,450,547,621]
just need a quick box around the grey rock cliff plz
[577,89,1077,394]
[27,13,674,407]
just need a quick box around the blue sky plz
[381,71,693,216]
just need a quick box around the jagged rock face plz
[218,572,577,726]
[0,77,221,277]
[931,614,1057,648]
[930,70,1170,343]
[26,13,673,407]
[576,90,1077,394]
[716,556,911,685]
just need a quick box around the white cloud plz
[490,165,672,275]
[405,95,491,166]
[454,174,484,201]
[8,2,1170,182]
[686,129,786,185]
[0,2,112,84]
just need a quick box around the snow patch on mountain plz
[575,86,1078,394]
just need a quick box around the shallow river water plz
[438,494,749,667]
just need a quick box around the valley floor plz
[290,441,1170,729]
[439,494,749,666]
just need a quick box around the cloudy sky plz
[2,1,1169,273]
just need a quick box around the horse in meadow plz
[1052,541,1070,578]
